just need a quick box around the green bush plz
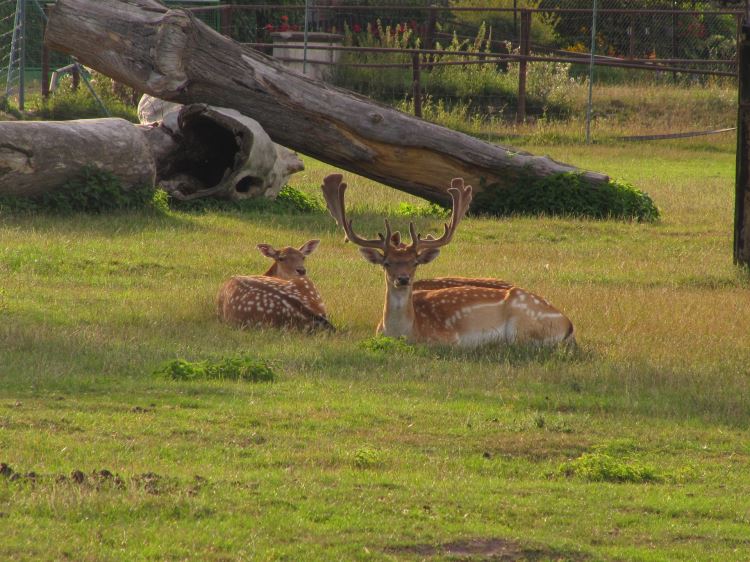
[155,356,276,383]
[472,173,660,221]
[558,451,660,483]
[0,167,161,215]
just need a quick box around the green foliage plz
[473,173,660,221]
[558,451,661,483]
[359,334,418,355]
[352,446,384,469]
[393,201,450,218]
[155,356,276,383]
[170,185,324,214]
[31,71,138,122]
[0,167,162,215]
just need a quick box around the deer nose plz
[296,267,306,276]
[396,275,410,286]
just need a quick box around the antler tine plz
[410,178,473,251]
[321,173,387,250]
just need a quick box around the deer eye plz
[277,257,286,262]
[382,261,390,267]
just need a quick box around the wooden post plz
[412,52,422,118]
[220,4,233,38]
[516,9,530,124]
[735,16,750,265]
[71,64,79,90]
[425,5,437,51]
[41,6,50,98]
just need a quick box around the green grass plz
[1,131,749,560]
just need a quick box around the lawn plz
[1,132,749,561]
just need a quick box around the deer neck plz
[381,282,416,338]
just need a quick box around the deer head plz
[321,174,472,289]
[257,239,320,280]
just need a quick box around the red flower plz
[291,24,300,31]
[279,23,290,32]
[352,23,362,33]
[264,23,274,32]
[280,15,289,22]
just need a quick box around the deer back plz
[217,275,330,331]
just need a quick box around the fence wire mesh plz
[0,0,743,138]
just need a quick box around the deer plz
[216,240,334,332]
[321,173,574,347]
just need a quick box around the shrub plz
[155,356,275,383]
[472,173,660,222]
[558,451,660,483]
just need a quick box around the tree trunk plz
[0,104,303,201]
[44,0,610,207]
[0,118,155,197]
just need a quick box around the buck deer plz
[216,240,333,331]
[321,174,574,347]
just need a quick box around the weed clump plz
[473,173,660,222]
[155,357,275,383]
[558,451,660,483]
[352,446,383,469]
[359,335,417,354]
[394,201,450,218]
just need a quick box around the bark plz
[0,104,303,202]
[45,0,610,207]
[0,118,155,197]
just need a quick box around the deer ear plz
[359,247,385,265]
[256,244,278,259]
[416,248,441,264]
[298,239,320,256]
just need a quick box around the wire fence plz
[0,1,743,137]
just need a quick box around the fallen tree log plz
[45,0,610,207]
[0,118,155,198]
[0,104,303,201]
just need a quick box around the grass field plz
[1,130,749,561]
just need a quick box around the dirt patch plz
[386,538,587,561]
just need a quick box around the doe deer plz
[216,240,333,331]
[321,174,574,347]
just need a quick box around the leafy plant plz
[473,173,660,221]
[352,446,383,469]
[558,451,660,483]
[155,356,276,383]
[394,201,450,218]
[359,334,418,355]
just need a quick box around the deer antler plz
[321,173,390,250]
[408,178,473,251]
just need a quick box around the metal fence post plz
[41,13,49,98]
[412,52,422,118]
[585,0,598,145]
[734,13,750,265]
[425,5,437,51]
[516,9,530,124]
[18,0,25,110]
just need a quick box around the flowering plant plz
[263,15,300,33]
